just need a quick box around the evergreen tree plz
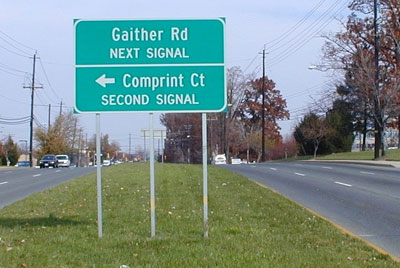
[325,99,355,152]
[0,136,20,166]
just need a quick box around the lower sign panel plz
[75,65,226,113]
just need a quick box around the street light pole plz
[261,48,266,162]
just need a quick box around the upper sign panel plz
[75,19,224,65]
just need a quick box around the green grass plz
[0,163,397,267]
[317,149,400,161]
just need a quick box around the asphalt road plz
[0,167,95,209]
[223,161,400,258]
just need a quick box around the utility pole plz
[23,52,42,167]
[260,48,266,162]
[59,100,63,116]
[373,0,381,159]
[129,133,131,161]
[48,104,51,133]
[78,130,82,167]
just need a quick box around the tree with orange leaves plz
[237,76,289,162]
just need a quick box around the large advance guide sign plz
[74,18,226,113]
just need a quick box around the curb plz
[304,160,400,169]
[0,167,15,171]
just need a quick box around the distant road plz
[224,161,400,258]
[0,167,95,209]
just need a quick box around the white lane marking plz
[359,234,376,237]
[360,171,375,175]
[56,170,61,173]
[250,166,256,168]
[294,173,305,176]
[33,174,41,177]
[270,168,277,171]
[334,181,352,187]
[322,166,332,169]
[0,181,8,185]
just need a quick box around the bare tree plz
[322,1,400,158]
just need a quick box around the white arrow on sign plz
[96,74,115,88]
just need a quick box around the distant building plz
[17,154,30,162]
[352,124,399,152]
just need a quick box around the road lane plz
[0,167,95,209]
[257,162,400,199]
[224,161,400,258]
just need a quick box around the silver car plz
[56,155,70,167]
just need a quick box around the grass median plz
[317,149,400,161]
[0,163,397,267]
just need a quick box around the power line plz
[268,0,343,55]
[33,116,45,129]
[0,66,29,78]
[0,35,32,56]
[36,84,58,105]
[0,92,70,109]
[266,0,348,67]
[243,49,263,74]
[284,80,333,99]
[0,115,31,125]
[0,119,30,125]
[38,57,61,102]
[264,0,329,49]
[35,91,48,106]
[0,30,36,51]
[0,43,31,58]
[0,61,29,74]
[0,115,30,121]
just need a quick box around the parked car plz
[15,161,30,167]
[231,158,241,165]
[39,154,59,168]
[212,154,227,165]
[103,159,111,166]
[56,155,70,167]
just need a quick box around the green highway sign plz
[74,19,226,113]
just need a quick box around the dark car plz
[39,154,59,168]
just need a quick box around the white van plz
[56,155,70,167]
[212,154,227,165]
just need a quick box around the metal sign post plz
[96,113,103,238]
[161,131,164,163]
[143,132,147,162]
[202,113,209,237]
[149,113,156,237]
